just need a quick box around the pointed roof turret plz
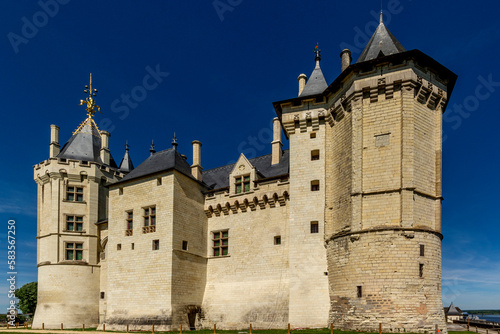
[118,141,134,173]
[57,74,116,167]
[357,11,406,63]
[299,45,328,97]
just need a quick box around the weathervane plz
[79,73,101,118]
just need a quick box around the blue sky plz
[1,0,499,311]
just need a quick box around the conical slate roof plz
[357,13,406,63]
[299,51,328,97]
[118,143,134,173]
[58,117,103,163]
[446,302,461,316]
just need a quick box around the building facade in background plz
[32,16,457,333]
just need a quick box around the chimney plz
[271,118,283,165]
[50,124,60,158]
[100,131,111,165]
[298,73,307,96]
[191,140,202,181]
[340,49,352,72]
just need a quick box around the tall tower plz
[33,76,123,329]
[277,47,331,327]
[274,15,457,333]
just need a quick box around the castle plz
[32,14,457,333]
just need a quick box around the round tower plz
[32,76,123,329]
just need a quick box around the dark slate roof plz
[203,150,289,190]
[116,147,192,184]
[357,20,406,63]
[445,303,462,316]
[118,146,134,173]
[57,117,117,168]
[299,62,328,97]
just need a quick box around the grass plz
[0,329,469,334]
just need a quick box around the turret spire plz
[150,140,156,156]
[172,133,178,150]
[119,140,134,173]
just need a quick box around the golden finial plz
[79,73,101,118]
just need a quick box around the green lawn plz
[0,329,469,334]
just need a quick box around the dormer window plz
[235,175,250,194]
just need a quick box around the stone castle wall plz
[201,180,290,329]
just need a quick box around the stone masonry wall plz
[202,181,290,329]
[106,172,175,331]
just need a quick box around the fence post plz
[152,324,155,334]
[103,323,106,332]
[83,323,85,331]
[331,323,333,334]
[61,323,64,330]
[250,323,252,334]
[16,322,18,328]
[435,324,438,334]
[288,323,291,334]
[6,323,8,329]
[127,324,129,333]
[379,323,382,334]
[180,324,183,334]
[42,323,44,330]
[214,323,216,334]
[476,326,478,333]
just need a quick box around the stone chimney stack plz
[49,124,60,158]
[191,140,202,181]
[298,74,307,96]
[100,131,111,165]
[271,117,283,165]
[340,49,352,72]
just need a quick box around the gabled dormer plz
[228,153,259,195]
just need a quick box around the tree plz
[15,282,37,314]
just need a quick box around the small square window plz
[310,132,316,139]
[66,186,84,202]
[420,244,425,257]
[131,243,135,250]
[66,242,83,260]
[311,180,320,191]
[66,215,84,232]
[157,177,162,186]
[119,187,123,195]
[311,221,319,233]
[100,292,105,299]
[182,240,188,251]
[311,150,320,161]
[235,175,251,194]
[274,236,281,245]
[117,244,121,251]
[357,286,363,298]
[153,240,159,251]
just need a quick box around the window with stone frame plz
[142,206,156,234]
[66,186,84,202]
[311,149,320,161]
[66,242,83,260]
[235,175,251,194]
[212,230,228,256]
[152,239,159,250]
[125,211,133,236]
[310,221,319,233]
[66,215,84,232]
[311,180,320,191]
